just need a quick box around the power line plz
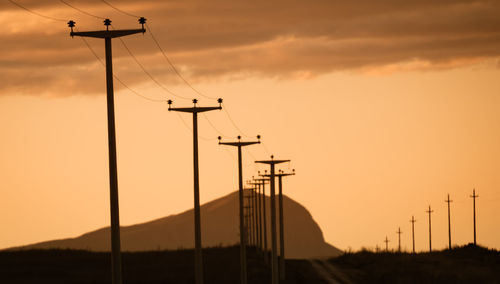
[8,0,67,22]
[116,35,190,100]
[78,30,165,102]
[60,0,106,19]
[101,0,139,18]
[100,0,216,100]
[146,23,216,100]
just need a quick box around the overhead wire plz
[77,29,165,102]
[11,0,277,156]
[8,0,67,22]
[100,0,216,100]
[60,0,106,19]
[116,35,191,100]
[101,0,139,18]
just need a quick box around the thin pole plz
[384,236,389,252]
[269,164,279,284]
[262,180,268,263]
[396,227,402,253]
[410,216,416,253]
[445,194,452,249]
[278,175,285,280]
[192,112,203,284]
[253,186,258,248]
[426,205,433,252]
[105,36,122,284]
[257,183,263,252]
[237,146,247,284]
[470,189,479,245]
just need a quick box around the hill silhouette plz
[14,191,341,259]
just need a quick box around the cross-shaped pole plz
[396,227,402,253]
[445,194,453,249]
[168,98,222,284]
[256,156,289,284]
[410,216,416,253]
[218,135,260,284]
[426,205,433,252]
[470,189,479,245]
[68,18,146,284]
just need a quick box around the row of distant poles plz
[383,190,479,253]
[68,19,293,284]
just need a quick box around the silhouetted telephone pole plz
[248,180,262,251]
[256,156,290,284]
[470,189,479,245]
[244,190,255,246]
[263,169,295,281]
[445,194,453,249]
[410,216,416,253]
[219,136,260,284]
[254,175,269,260]
[384,236,390,252]
[426,205,433,252]
[68,18,146,284]
[396,227,402,253]
[168,99,222,284]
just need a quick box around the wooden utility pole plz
[168,98,222,284]
[254,176,269,260]
[445,194,453,249]
[384,236,390,252]
[470,189,479,245]
[256,156,289,284]
[426,205,433,252]
[218,136,260,284]
[247,180,262,251]
[244,191,255,246]
[262,169,295,281]
[396,227,402,253]
[410,216,416,253]
[68,18,146,284]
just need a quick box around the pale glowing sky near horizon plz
[1,0,500,252]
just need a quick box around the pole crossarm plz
[67,17,146,284]
[217,134,260,284]
[169,106,221,113]
[71,29,145,38]
[255,159,290,165]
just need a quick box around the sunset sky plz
[1,0,500,253]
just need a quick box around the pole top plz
[104,18,111,30]
[138,17,147,32]
[68,20,76,35]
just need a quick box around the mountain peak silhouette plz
[14,191,341,258]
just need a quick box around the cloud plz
[2,0,500,95]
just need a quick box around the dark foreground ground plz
[0,246,323,284]
[2,244,499,283]
[329,244,500,283]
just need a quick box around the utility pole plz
[218,136,260,284]
[168,99,222,284]
[426,205,433,252]
[68,18,146,284]
[396,227,402,253]
[262,169,295,281]
[410,216,416,253]
[470,189,479,245]
[244,191,255,246]
[445,194,453,249]
[384,236,390,252]
[256,156,290,284]
[254,175,269,260]
[247,180,262,251]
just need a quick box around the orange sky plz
[1,0,499,252]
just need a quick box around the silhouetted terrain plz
[329,244,500,283]
[0,246,324,284]
[13,191,341,259]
